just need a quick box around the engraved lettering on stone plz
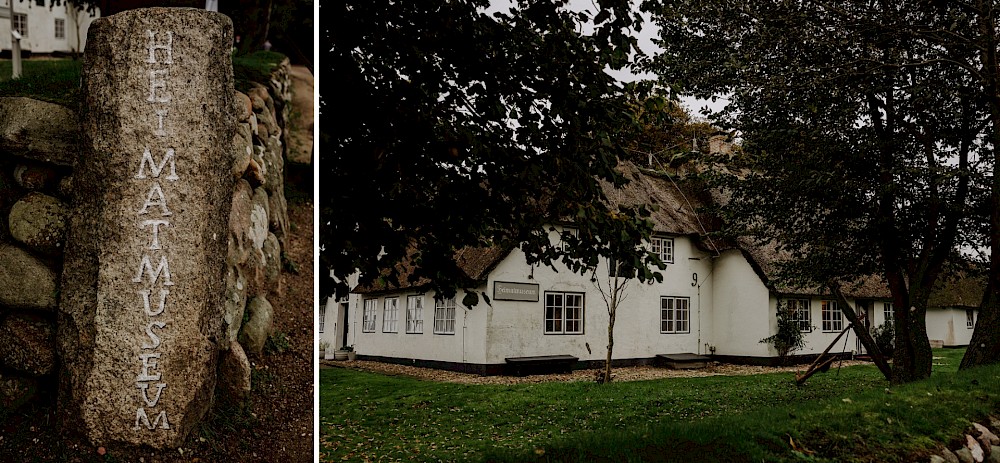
[137,382,167,407]
[135,148,178,180]
[134,407,170,430]
[138,183,172,216]
[146,30,173,65]
[134,27,176,434]
[139,289,169,316]
[132,255,175,286]
[154,109,168,136]
[141,219,170,250]
[147,69,171,103]
[137,352,162,382]
[142,321,166,349]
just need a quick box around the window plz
[406,295,424,334]
[362,299,377,332]
[35,0,44,6]
[544,292,584,334]
[433,297,457,334]
[13,13,27,38]
[660,296,690,333]
[821,300,843,332]
[608,257,635,278]
[318,305,326,333]
[883,302,893,324]
[651,237,675,263]
[54,18,65,40]
[787,298,811,331]
[382,297,399,332]
[967,309,975,329]
[558,228,577,251]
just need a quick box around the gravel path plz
[325,358,870,385]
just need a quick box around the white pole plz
[9,0,20,79]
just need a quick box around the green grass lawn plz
[0,59,82,107]
[320,348,1000,462]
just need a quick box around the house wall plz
[480,231,716,364]
[1,3,99,54]
[926,307,976,347]
[344,288,490,364]
[786,297,891,356]
[710,250,772,357]
[334,234,964,369]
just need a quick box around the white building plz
[320,163,977,373]
[1,1,99,55]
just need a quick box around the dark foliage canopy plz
[321,1,666,304]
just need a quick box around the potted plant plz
[319,341,329,360]
[344,345,356,361]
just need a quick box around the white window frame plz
[318,304,326,333]
[558,227,577,251]
[650,236,675,264]
[787,298,811,332]
[13,13,27,38]
[660,296,690,334]
[362,299,377,333]
[382,297,399,333]
[544,291,584,334]
[883,302,893,324]
[967,309,975,329]
[406,295,424,334]
[433,297,457,334]
[821,300,843,332]
[54,18,65,40]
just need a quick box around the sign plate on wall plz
[494,281,539,302]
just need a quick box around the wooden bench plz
[656,353,710,370]
[504,355,578,376]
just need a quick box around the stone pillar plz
[58,8,236,448]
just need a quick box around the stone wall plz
[0,60,292,417]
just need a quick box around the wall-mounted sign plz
[494,281,539,302]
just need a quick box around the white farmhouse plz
[320,163,976,373]
[1,1,99,55]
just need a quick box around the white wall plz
[710,250,772,357]
[0,2,98,54]
[926,307,976,347]
[483,230,715,364]
[345,288,490,364]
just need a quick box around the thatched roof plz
[354,162,725,295]
[735,237,892,299]
[601,162,721,242]
[353,245,512,295]
[929,275,985,309]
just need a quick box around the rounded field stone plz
[223,265,248,344]
[14,164,59,191]
[217,341,251,406]
[0,244,57,311]
[9,192,68,255]
[0,313,55,376]
[263,232,281,296]
[238,296,273,356]
[235,91,252,122]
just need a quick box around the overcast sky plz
[487,0,728,118]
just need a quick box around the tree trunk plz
[830,285,892,380]
[963,1,1000,369]
[888,280,933,383]
[962,290,1000,368]
[604,316,614,383]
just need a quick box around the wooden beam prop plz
[829,282,893,380]
[795,323,852,385]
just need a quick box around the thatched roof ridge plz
[929,275,985,309]
[353,245,512,295]
[735,237,892,299]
